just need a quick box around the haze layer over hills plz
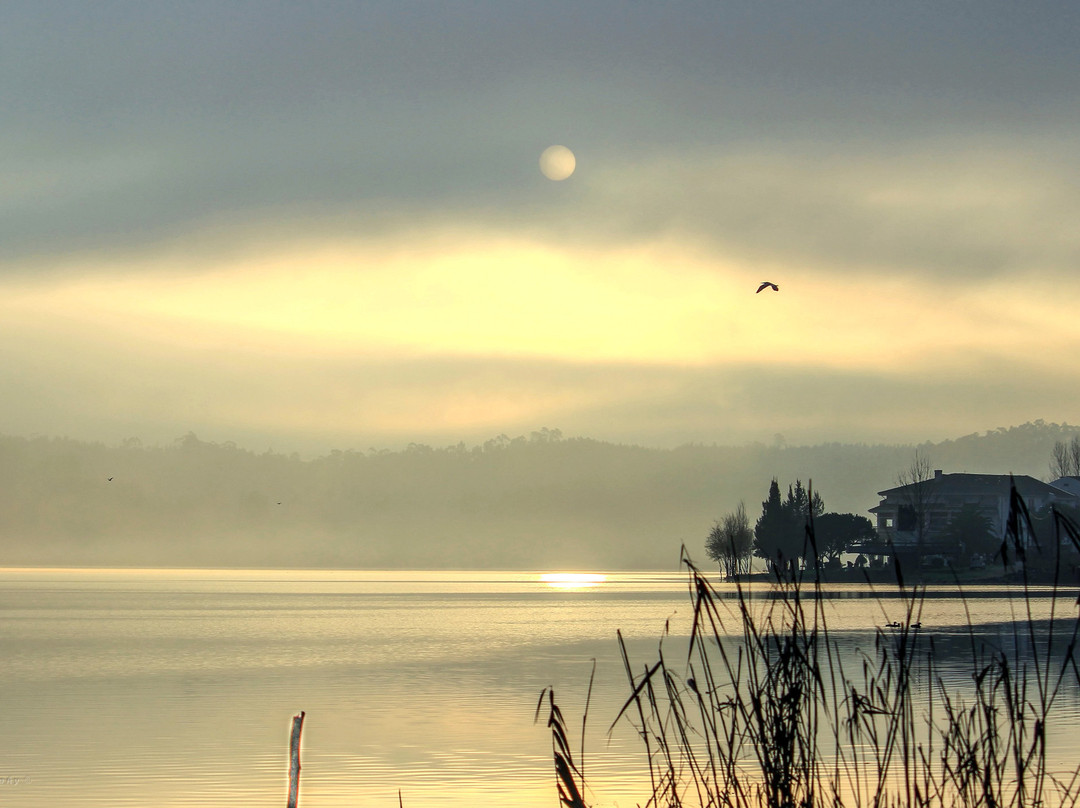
[1,421,1075,570]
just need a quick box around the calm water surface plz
[2,568,1080,807]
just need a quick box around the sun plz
[539,145,576,181]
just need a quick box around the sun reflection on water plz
[539,572,607,589]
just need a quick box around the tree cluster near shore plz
[707,479,874,574]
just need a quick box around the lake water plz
[3,568,1080,808]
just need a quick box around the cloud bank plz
[3,1,1078,452]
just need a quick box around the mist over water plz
[1,422,1076,570]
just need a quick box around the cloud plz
[3,212,1078,454]
[2,285,1077,455]
[3,1,1079,271]
[3,1,1080,453]
[567,143,1080,281]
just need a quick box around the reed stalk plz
[546,479,1080,808]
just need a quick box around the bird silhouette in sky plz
[756,282,779,293]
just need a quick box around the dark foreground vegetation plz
[541,481,1080,808]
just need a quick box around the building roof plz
[876,472,1070,501]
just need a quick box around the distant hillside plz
[1,421,1076,569]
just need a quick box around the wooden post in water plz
[288,711,305,808]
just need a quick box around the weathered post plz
[288,711,305,808]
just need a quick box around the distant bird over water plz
[756,282,779,294]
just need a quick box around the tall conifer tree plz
[754,478,801,567]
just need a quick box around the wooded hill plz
[1,421,1076,569]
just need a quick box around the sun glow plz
[539,572,607,589]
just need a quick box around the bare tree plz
[1050,436,1080,478]
[706,501,754,579]
[895,449,937,554]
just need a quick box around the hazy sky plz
[3,1,1079,454]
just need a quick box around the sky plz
[3,1,1079,456]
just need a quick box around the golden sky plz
[3,3,1079,453]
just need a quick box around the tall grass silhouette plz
[543,479,1080,808]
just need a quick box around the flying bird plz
[756,282,779,294]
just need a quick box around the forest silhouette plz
[0,421,1076,569]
